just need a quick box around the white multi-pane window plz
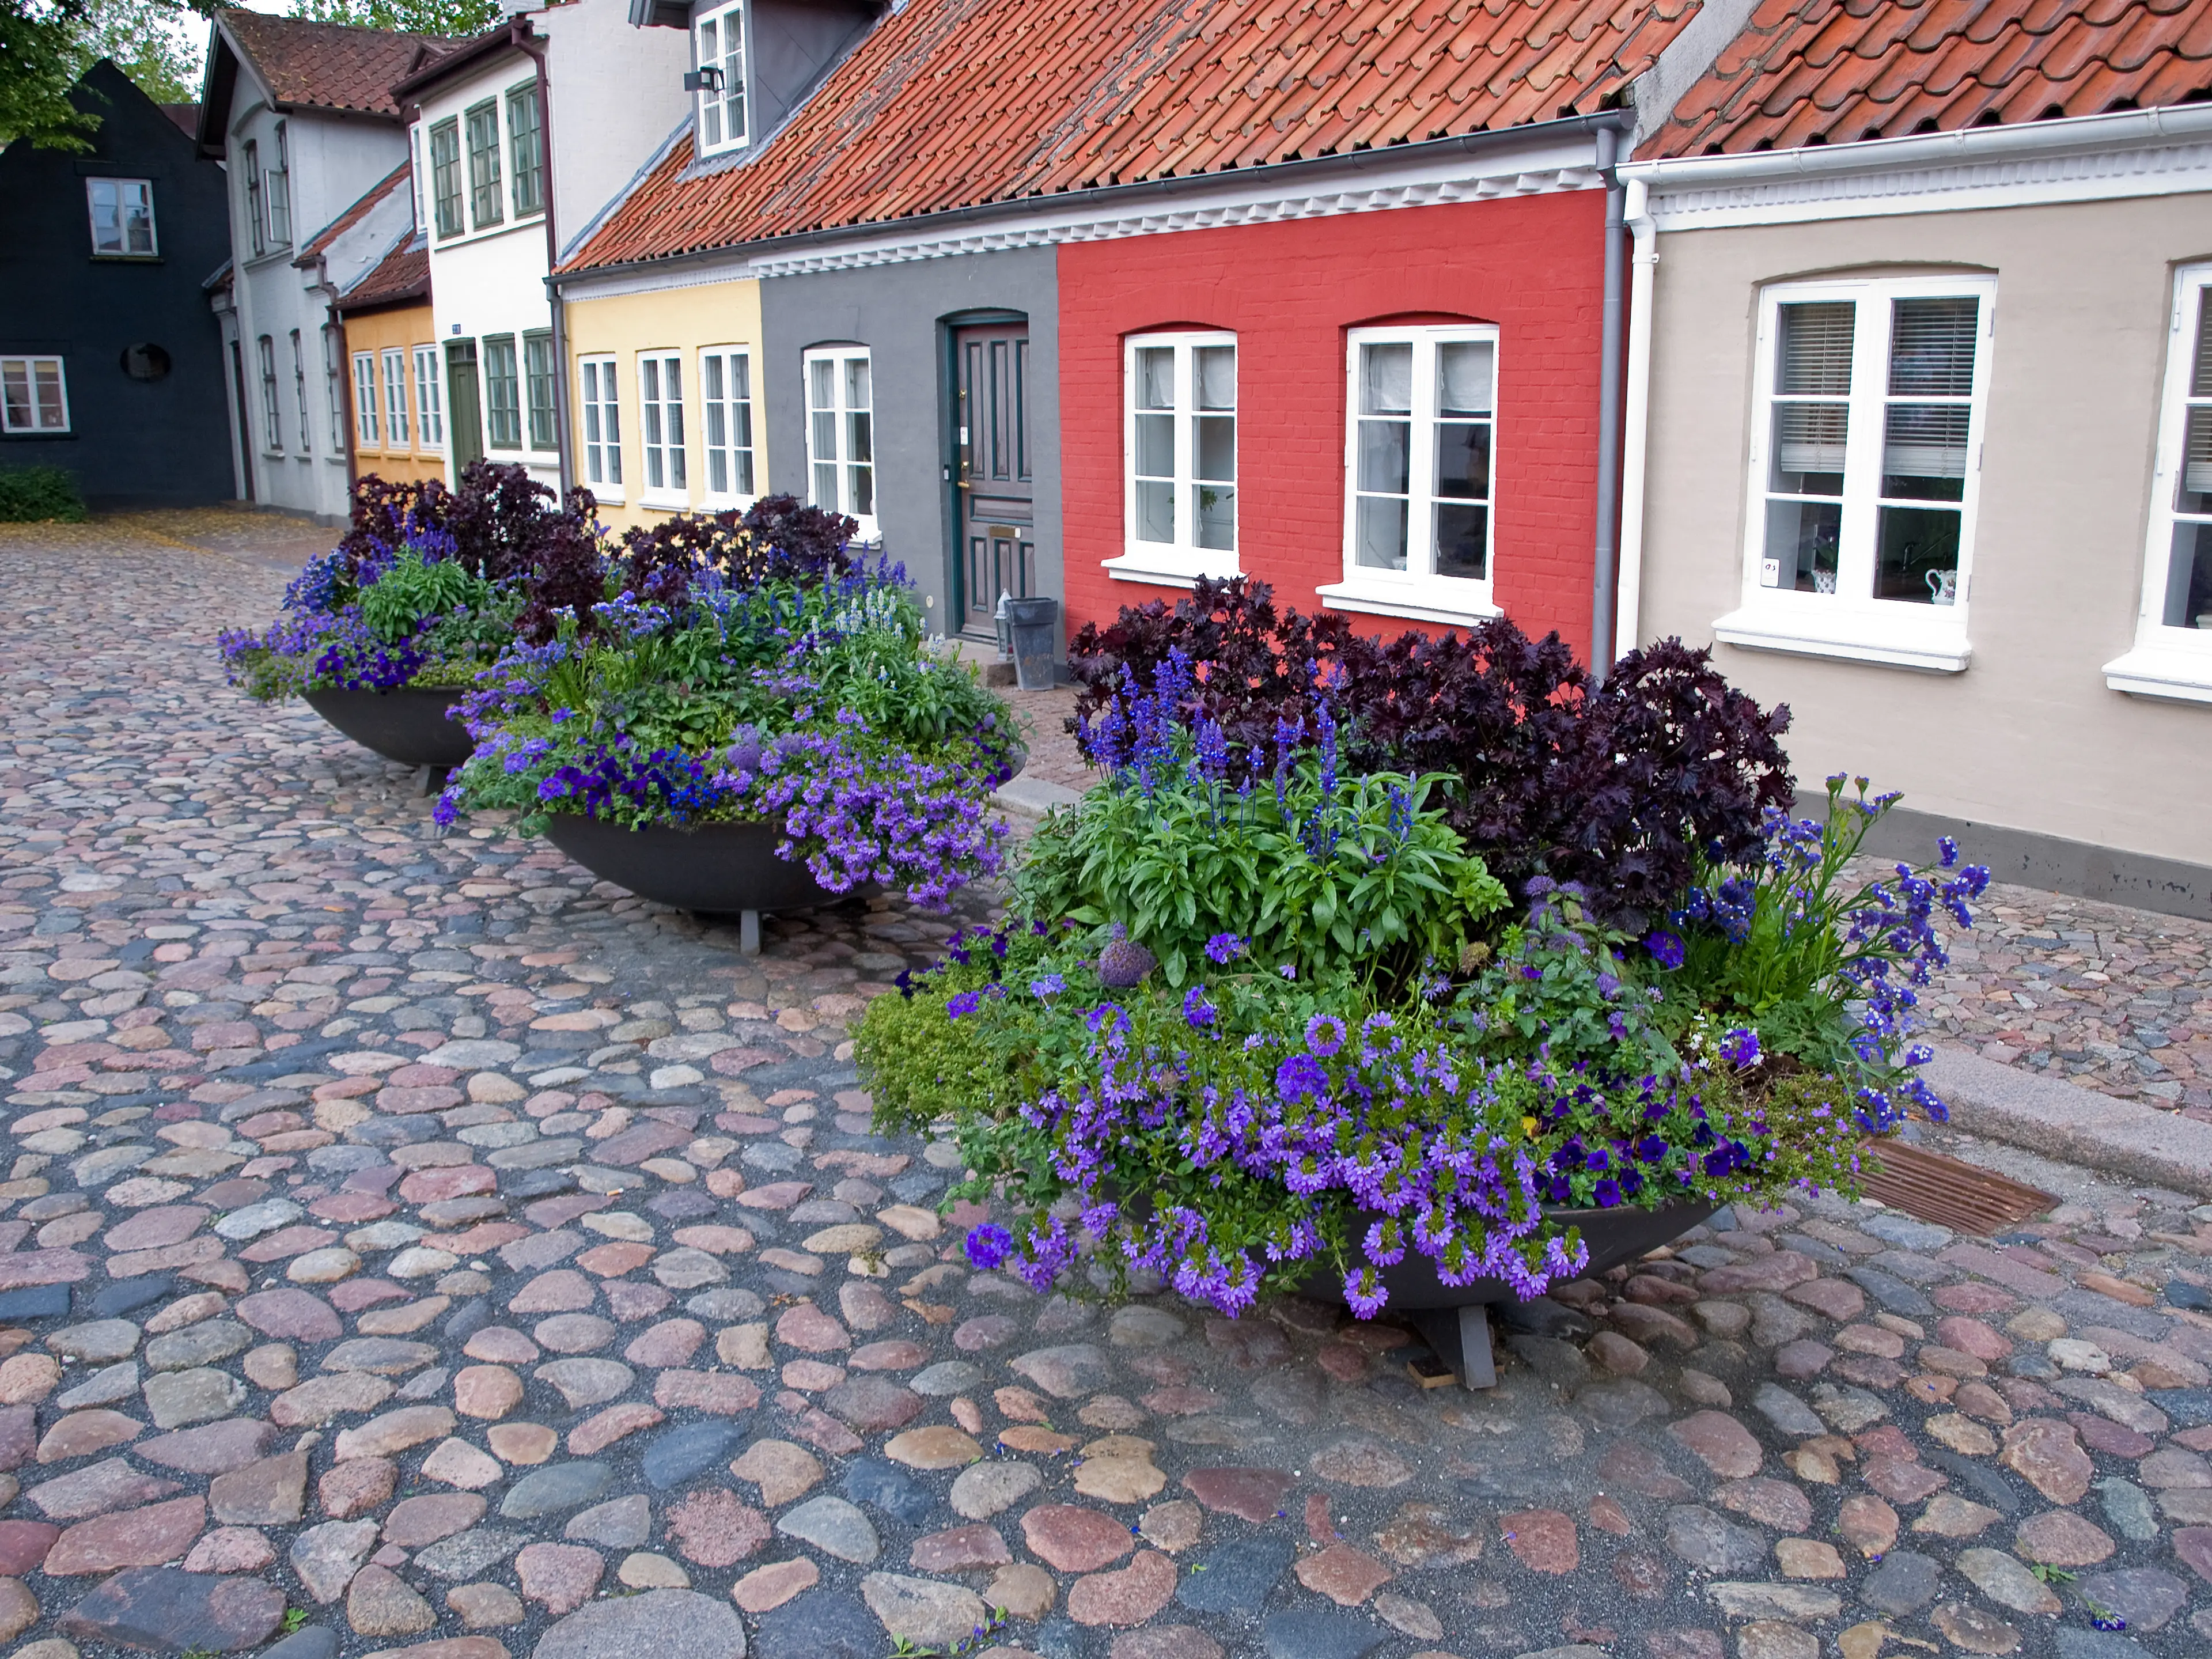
[86,179,156,256]
[267,122,291,247]
[804,347,874,537]
[699,346,756,506]
[1335,327,1497,615]
[1717,276,1994,673]
[1116,332,1235,580]
[382,350,411,450]
[257,335,282,450]
[414,346,445,450]
[0,357,69,433]
[695,2,748,156]
[324,328,346,460]
[352,353,380,447]
[290,329,312,456]
[2105,263,2212,703]
[578,355,623,497]
[639,352,687,501]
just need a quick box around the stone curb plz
[1925,1043,2212,1198]
[993,777,1083,820]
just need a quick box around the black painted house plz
[0,60,232,507]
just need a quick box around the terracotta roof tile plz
[340,234,431,310]
[1654,0,2212,154]
[564,0,1696,273]
[219,7,452,119]
[299,161,412,263]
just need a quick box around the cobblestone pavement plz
[2,518,2212,1659]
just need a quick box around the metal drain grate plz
[1858,1137,2054,1236]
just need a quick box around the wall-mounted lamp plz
[682,66,724,93]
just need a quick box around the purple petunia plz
[1644,930,1686,971]
[964,1224,1014,1270]
[946,990,982,1020]
[1304,1014,1346,1058]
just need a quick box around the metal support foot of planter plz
[1415,1304,1498,1391]
[740,910,760,956]
[418,764,449,797]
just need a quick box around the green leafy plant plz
[0,463,88,522]
[279,1608,309,1635]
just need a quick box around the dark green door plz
[446,340,483,472]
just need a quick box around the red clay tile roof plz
[1654,0,2212,156]
[161,102,199,135]
[340,234,431,310]
[299,161,414,264]
[565,0,1700,273]
[218,7,452,118]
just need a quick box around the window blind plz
[1775,403,1848,476]
[1888,297,1978,397]
[1777,302,1854,396]
[1883,404,1971,480]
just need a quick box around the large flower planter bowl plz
[542,815,866,955]
[1307,1198,1718,1391]
[305,687,475,769]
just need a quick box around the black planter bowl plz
[305,686,474,769]
[542,815,866,954]
[1305,1198,1718,1389]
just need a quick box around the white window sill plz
[699,495,756,515]
[1317,578,1500,628]
[588,488,626,505]
[1713,604,1971,673]
[2101,642,2212,706]
[638,494,690,513]
[1102,549,1236,589]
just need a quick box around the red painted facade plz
[1058,189,1609,661]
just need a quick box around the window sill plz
[1713,604,1971,673]
[2101,642,2212,706]
[1102,550,1236,590]
[1316,578,1500,628]
[638,493,689,513]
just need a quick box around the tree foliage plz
[287,0,502,37]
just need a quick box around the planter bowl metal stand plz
[1307,1199,1718,1389]
[305,687,475,774]
[541,815,866,956]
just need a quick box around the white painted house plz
[198,9,446,521]
[394,0,691,490]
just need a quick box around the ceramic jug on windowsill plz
[1926,569,1959,605]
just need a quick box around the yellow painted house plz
[335,233,446,488]
[555,271,767,535]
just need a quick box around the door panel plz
[446,340,484,472]
[955,321,1035,637]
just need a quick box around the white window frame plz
[1714,275,1995,675]
[290,328,313,457]
[578,354,623,500]
[86,177,157,257]
[257,334,282,452]
[1106,331,1237,588]
[0,357,70,434]
[414,344,445,452]
[352,351,380,448]
[267,121,291,248]
[1320,324,1502,626]
[699,345,757,509]
[803,345,876,542]
[2106,262,2212,704]
[382,349,411,450]
[694,1,748,158]
[324,327,347,463]
[638,350,688,506]
[410,125,427,230]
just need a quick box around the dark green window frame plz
[483,334,521,450]
[523,331,556,450]
[429,119,463,239]
[465,99,503,231]
[506,82,543,219]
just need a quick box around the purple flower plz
[1592,1179,1623,1208]
[946,990,982,1020]
[1183,986,1217,1029]
[1344,1266,1388,1319]
[1203,933,1247,964]
[1275,1054,1329,1102]
[1029,974,1066,999]
[964,1224,1013,1270]
[1304,1014,1346,1058]
[1644,930,1685,970]
[1718,1027,1762,1068]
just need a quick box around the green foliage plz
[288,0,503,36]
[1,0,217,150]
[0,463,88,522]
[854,975,1002,1137]
[358,543,492,644]
[1014,748,1507,993]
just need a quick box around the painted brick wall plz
[1057,189,1607,661]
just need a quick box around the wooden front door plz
[446,340,484,472]
[954,321,1036,637]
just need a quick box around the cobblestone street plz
[1,517,2210,1659]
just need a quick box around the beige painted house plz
[1618,2,2212,916]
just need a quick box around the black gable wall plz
[0,60,233,508]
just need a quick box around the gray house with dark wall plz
[0,60,232,509]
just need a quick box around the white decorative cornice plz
[1622,104,2212,231]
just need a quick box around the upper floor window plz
[2105,263,2212,704]
[804,346,873,539]
[507,82,544,218]
[1335,327,1494,618]
[411,126,427,229]
[353,352,380,448]
[243,139,264,257]
[414,344,446,451]
[578,354,622,497]
[0,357,69,434]
[429,119,463,239]
[267,122,291,247]
[1113,332,1234,583]
[466,100,503,230]
[700,346,755,506]
[86,179,156,257]
[1715,276,1994,675]
[695,2,748,157]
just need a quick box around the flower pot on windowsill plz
[1302,1198,1719,1389]
[304,685,475,768]
[540,814,873,955]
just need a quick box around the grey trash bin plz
[1004,596,1059,692]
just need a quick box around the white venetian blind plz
[2187,290,2212,495]
[1884,297,1978,481]
[1775,302,1853,474]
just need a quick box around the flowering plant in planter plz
[434,499,1020,908]
[217,464,593,702]
[858,597,1984,1321]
